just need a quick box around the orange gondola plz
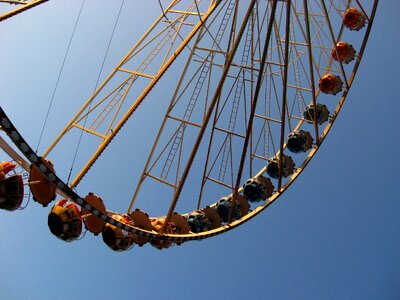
[48,199,83,242]
[332,42,356,64]
[318,74,343,95]
[343,7,366,31]
[29,159,56,207]
[102,214,135,251]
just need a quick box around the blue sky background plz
[0,1,399,299]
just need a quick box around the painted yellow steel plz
[0,0,48,22]
[0,135,30,172]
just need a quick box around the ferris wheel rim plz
[0,0,379,246]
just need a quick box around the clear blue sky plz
[0,1,399,299]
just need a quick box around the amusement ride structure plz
[0,0,378,251]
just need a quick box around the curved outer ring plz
[0,0,378,244]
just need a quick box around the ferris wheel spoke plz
[303,0,320,144]
[276,0,292,191]
[161,1,258,230]
[42,0,224,189]
[130,1,249,212]
[226,0,279,222]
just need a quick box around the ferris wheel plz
[0,0,378,251]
